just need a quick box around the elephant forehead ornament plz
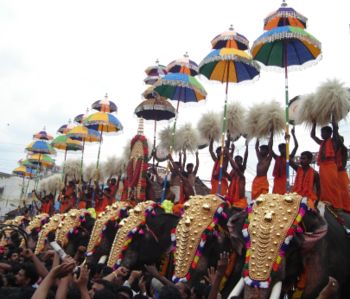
[35,213,64,255]
[86,202,129,256]
[55,209,90,248]
[20,213,49,248]
[25,213,49,234]
[243,193,308,288]
[173,194,225,282]
[107,200,156,269]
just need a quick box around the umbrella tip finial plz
[184,52,189,58]
[282,0,287,7]
[155,58,159,64]
[68,118,71,124]
[229,24,234,31]
[105,93,108,99]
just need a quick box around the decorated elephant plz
[85,202,129,265]
[54,208,95,257]
[228,193,350,299]
[107,200,180,272]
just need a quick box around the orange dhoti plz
[211,178,228,196]
[338,170,350,212]
[272,176,286,195]
[251,176,269,200]
[232,198,248,209]
[319,162,342,209]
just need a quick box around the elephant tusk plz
[228,277,244,297]
[269,281,282,299]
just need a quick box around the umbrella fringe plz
[155,79,207,96]
[253,31,321,49]
[256,54,322,73]
[199,54,260,71]
[264,11,308,25]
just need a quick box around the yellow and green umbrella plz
[83,112,123,168]
[28,153,55,168]
[199,47,260,194]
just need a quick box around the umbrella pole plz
[80,139,85,178]
[284,43,290,192]
[20,176,25,200]
[96,130,103,169]
[153,120,157,167]
[217,63,230,195]
[62,149,68,179]
[161,100,180,202]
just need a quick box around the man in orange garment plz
[251,130,273,200]
[289,128,320,206]
[311,122,342,209]
[227,140,248,208]
[272,129,299,194]
[209,138,229,196]
[336,136,350,212]
[60,181,76,213]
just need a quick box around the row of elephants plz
[1,194,350,299]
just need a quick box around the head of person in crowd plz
[159,285,182,299]
[15,263,38,287]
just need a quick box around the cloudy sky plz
[1,0,349,188]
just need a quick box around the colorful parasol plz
[83,112,123,168]
[154,73,206,104]
[57,121,75,135]
[211,25,249,50]
[13,166,36,177]
[26,140,56,155]
[28,154,55,168]
[66,125,101,172]
[91,93,117,113]
[264,1,307,30]
[144,59,168,85]
[18,159,38,169]
[135,96,176,164]
[33,129,53,141]
[51,135,83,151]
[167,53,199,76]
[74,109,89,124]
[199,44,260,194]
[252,7,322,190]
[142,86,160,99]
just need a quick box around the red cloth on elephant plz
[251,176,269,200]
[338,170,350,212]
[292,167,317,202]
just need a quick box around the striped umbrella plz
[28,154,55,168]
[83,112,123,168]
[264,1,307,30]
[66,125,101,172]
[26,140,56,155]
[144,59,168,85]
[252,23,321,191]
[57,121,75,135]
[199,46,260,194]
[167,52,199,76]
[33,129,53,141]
[92,93,117,113]
[211,25,249,50]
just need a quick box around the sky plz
[0,0,349,190]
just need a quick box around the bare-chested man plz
[182,150,199,196]
[227,140,248,208]
[168,154,184,204]
[209,139,229,196]
[251,130,273,200]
